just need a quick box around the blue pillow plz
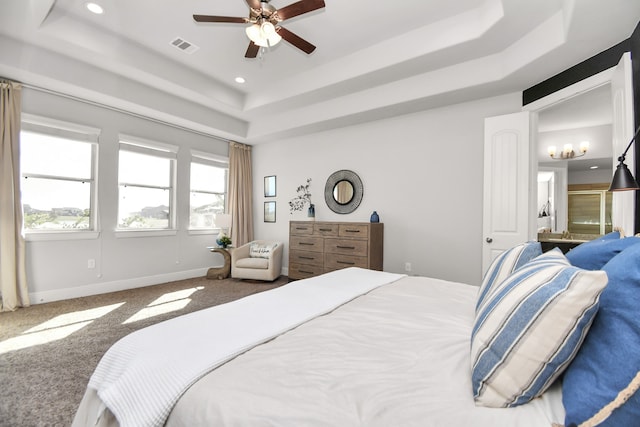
[598,230,622,241]
[476,241,541,312]
[566,234,640,270]
[562,243,640,426]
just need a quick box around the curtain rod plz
[18,81,232,143]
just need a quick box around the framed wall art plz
[264,201,276,223]
[264,175,276,197]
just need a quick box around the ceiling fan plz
[193,0,326,58]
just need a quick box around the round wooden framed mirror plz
[324,170,363,214]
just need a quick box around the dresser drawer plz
[289,250,323,267]
[290,236,324,252]
[289,262,324,280]
[314,223,339,236]
[324,253,368,270]
[339,224,369,238]
[324,238,368,256]
[290,222,315,235]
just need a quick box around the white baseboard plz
[29,268,209,304]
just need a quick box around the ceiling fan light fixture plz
[245,24,261,43]
[260,21,276,37]
[265,32,282,47]
[245,23,281,47]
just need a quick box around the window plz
[190,151,228,229]
[20,115,99,233]
[118,136,177,230]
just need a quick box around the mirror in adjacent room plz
[324,170,363,214]
[536,84,614,238]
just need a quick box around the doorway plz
[523,52,636,238]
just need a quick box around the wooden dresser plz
[288,221,383,280]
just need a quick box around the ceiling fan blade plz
[276,26,316,54]
[245,0,261,10]
[193,15,247,24]
[276,0,325,21]
[245,41,260,58]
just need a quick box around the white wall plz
[569,168,613,185]
[252,92,522,286]
[22,87,521,302]
[22,89,229,303]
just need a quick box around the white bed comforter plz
[73,268,405,427]
[166,275,565,427]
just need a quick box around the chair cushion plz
[471,250,608,408]
[562,242,640,426]
[476,241,542,311]
[250,242,279,259]
[236,257,269,269]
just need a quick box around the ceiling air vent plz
[170,37,199,54]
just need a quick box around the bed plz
[72,239,640,427]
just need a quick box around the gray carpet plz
[0,275,289,427]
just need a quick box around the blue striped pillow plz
[477,241,542,312]
[471,257,608,407]
[519,247,569,269]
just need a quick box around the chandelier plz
[547,141,589,160]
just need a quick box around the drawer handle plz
[337,245,356,250]
[337,261,355,265]
[318,228,332,231]
[295,227,310,230]
[344,229,361,233]
[299,256,316,260]
[300,242,315,246]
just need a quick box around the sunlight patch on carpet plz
[0,303,125,355]
[122,286,204,324]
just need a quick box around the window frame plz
[189,150,229,233]
[20,114,100,241]
[116,135,178,235]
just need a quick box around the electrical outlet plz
[87,259,96,269]
[404,262,412,272]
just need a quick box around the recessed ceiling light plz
[86,2,104,14]
[235,77,246,84]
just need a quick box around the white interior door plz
[610,52,636,236]
[482,112,532,274]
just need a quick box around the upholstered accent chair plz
[231,240,284,281]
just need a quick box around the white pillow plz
[249,242,278,259]
[471,254,608,408]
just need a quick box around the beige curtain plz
[0,80,29,311]
[228,141,254,247]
